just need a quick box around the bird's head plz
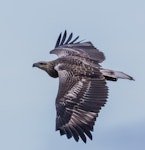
[33,61,58,78]
[33,61,48,71]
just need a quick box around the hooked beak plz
[32,63,39,67]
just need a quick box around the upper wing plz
[50,31,105,63]
[55,63,108,143]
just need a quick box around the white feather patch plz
[66,81,83,99]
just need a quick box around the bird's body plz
[33,31,134,143]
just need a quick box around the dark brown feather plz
[54,60,108,142]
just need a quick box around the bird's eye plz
[40,62,45,65]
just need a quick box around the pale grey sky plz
[0,0,145,150]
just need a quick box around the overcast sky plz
[0,0,145,150]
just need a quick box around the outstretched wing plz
[50,31,105,63]
[54,63,108,143]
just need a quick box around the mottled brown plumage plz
[33,30,134,143]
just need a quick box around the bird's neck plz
[46,62,58,78]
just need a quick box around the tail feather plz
[100,68,134,81]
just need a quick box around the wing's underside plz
[55,63,108,143]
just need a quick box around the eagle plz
[33,30,134,143]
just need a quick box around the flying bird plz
[33,30,134,143]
